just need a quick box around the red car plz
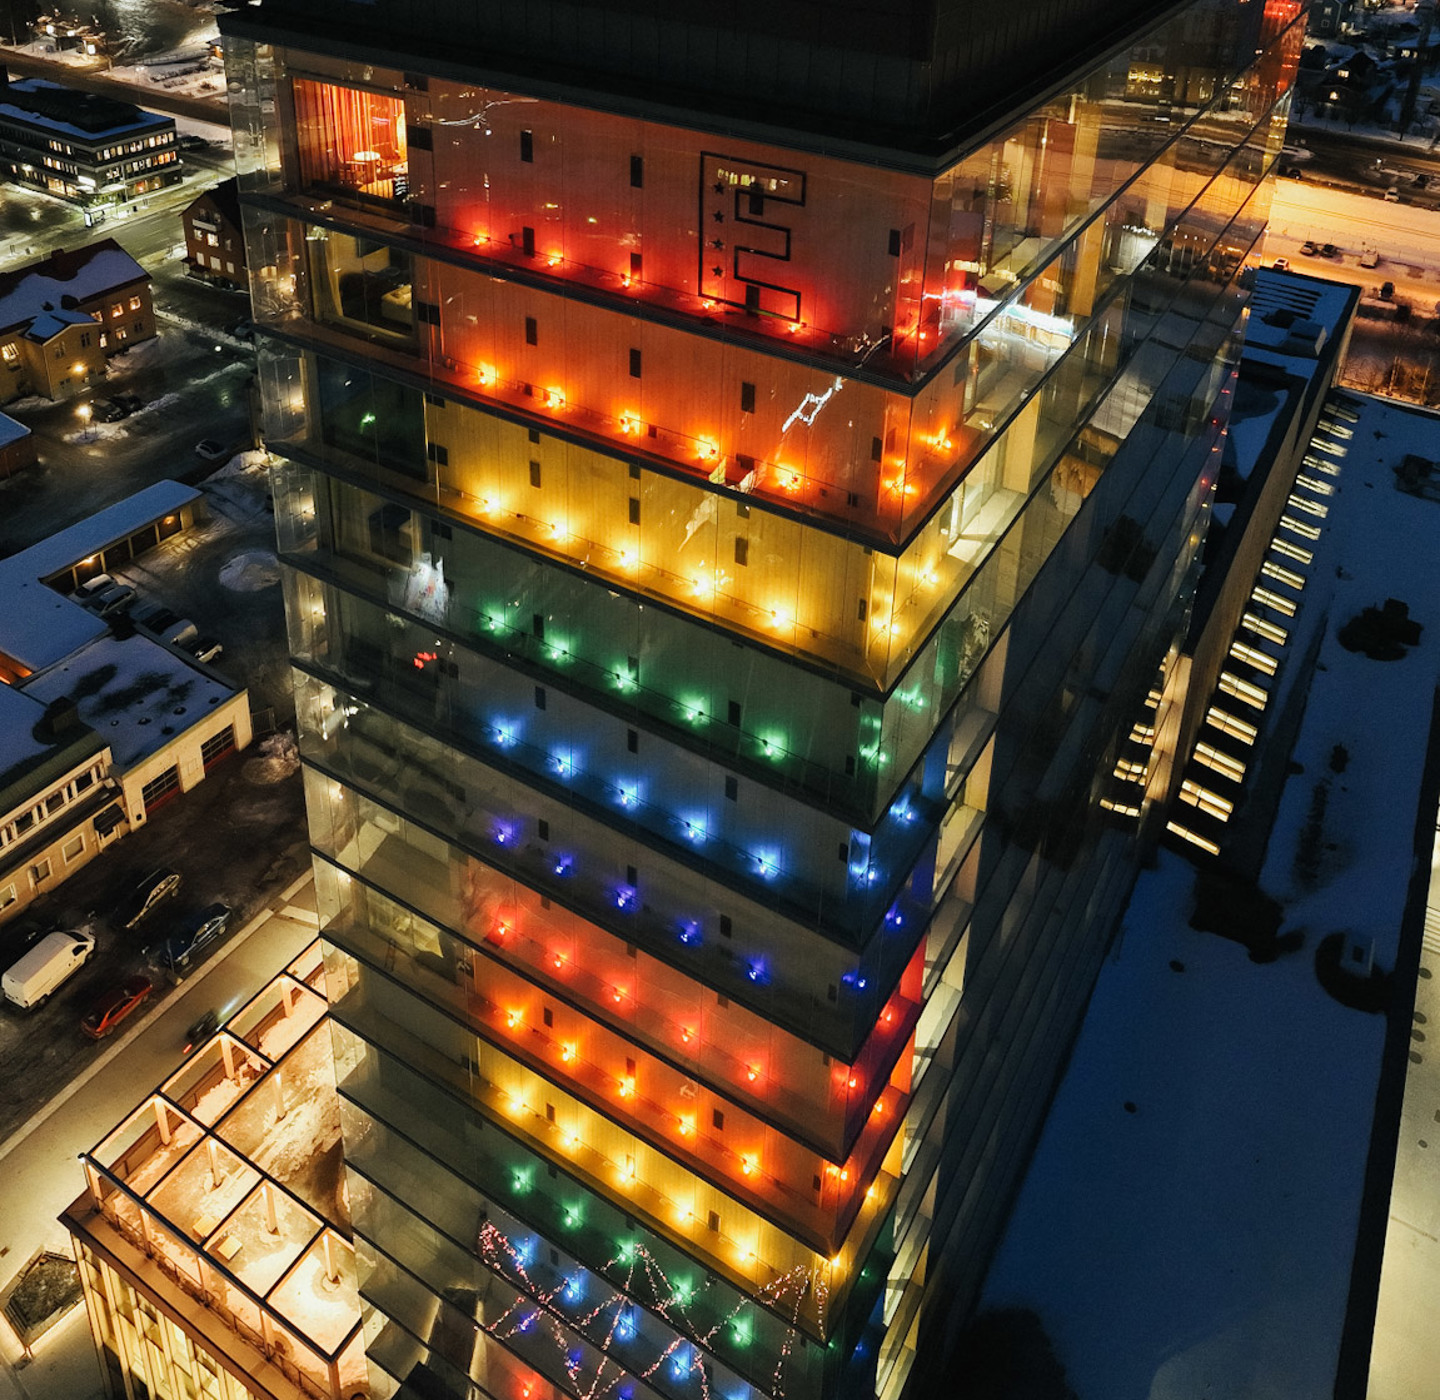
[81,975,153,1040]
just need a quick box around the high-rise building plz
[218,2,1306,1398]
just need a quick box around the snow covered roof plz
[0,77,171,143]
[21,632,238,771]
[0,480,199,673]
[0,679,103,810]
[0,240,148,337]
[0,412,29,449]
[22,307,97,343]
[982,389,1440,1397]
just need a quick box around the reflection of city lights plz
[782,376,843,434]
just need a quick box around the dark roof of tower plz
[221,0,1187,163]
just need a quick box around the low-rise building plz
[0,240,155,403]
[0,411,35,477]
[62,945,366,1400]
[0,67,180,207]
[0,483,252,924]
[182,179,247,291]
[0,685,125,925]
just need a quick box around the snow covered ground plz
[980,390,1440,1397]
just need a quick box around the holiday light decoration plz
[478,1222,827,1400]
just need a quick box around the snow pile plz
[219,549,281,592]
[243,731,299,786]
[205,450,271,482]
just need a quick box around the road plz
[0,45,227,126]
[1261,178,1440,312]
[0,876,318,1400]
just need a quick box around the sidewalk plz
[0,869,318,1400]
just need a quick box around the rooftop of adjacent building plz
[0,680,105,815]
[0,237,149,340]
[185,174,240,229]
[21,630,241,771]
[0,409,31,448]
[0,479,196,674]
[0,69,172,142]
[978,384,1440,1397]
[221,0,1184,162]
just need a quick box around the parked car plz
[133,603,183,636]
[2,930,96,1009]
[177,133,209,151]
[1319,243,1339,259]
[184,634,224,664]
[153,617,197,647]
[96,394,143,421]
[1299,240,1317,256]
[1359,249,1380,269]
[229,320,256,342]
[1271,257,1290,271]
[153,903,232,975]
[1381,280,1396,301]
[1385,187,1400,203]
[115,868,182,931]
[2,916,62,964]
[194,439,230,462]
[81,975,153,1039]
[73,575,136,617]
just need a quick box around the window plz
[724,775,738,801]
[206,233,219,247]
[729,700,743,726]
[0,343,16,364]
[44,792,66,817]
[520,129,534,162]
[74,770,95,795]
[740,381,756,413]
[525,316,538,345]
[627,730,638,753]
[630,154,643,188]
[0,885,14,911]
[734,537,748,567]
[534,686,546,710]
[80,331,91,348]
[426,442,449,466]
[110,303,122,318]
[629,348,642,378]
[627,498,640,525]
[712,1109,724,1130]
[30,859,51,888]
[529,459,542,488]
[62,834,85,864]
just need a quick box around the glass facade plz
[219,1,1306,1397]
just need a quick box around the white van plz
[2,930,96,1009]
